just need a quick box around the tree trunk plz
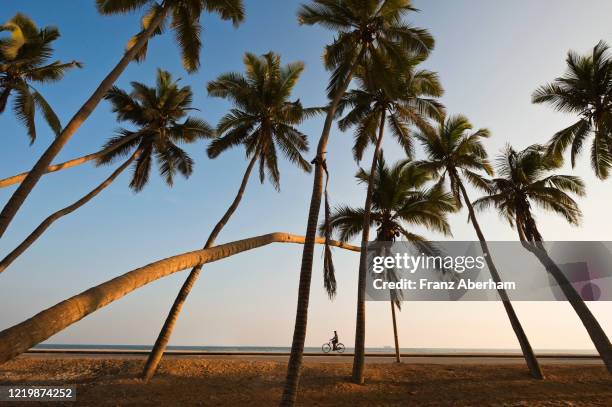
[0,4,170,238]
[391,301,401,363]
[280,47,367,407]
[456,178,543,379]
[0,151,139,274]
[141,155,258,382]
[352,110,386,384]
[0,232,359,365]
[520,236,612,373]
[0,131,142,189]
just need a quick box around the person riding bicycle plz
[330,331,339,350]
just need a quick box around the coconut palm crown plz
[298,0,434,98]
[532,41,612,179]
[0,13,82,143]
[473,144,585,241]
[336,58,445,161]
[324,155,455,243]
[416,114,494,207]
[206,51,316,189]
[96,0,245,72]
[98,68,213,191]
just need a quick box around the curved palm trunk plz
[457,179,543,379]
[0,151,139,274]
[0,232,359,365]
[352,110,386,384]
[390,301,401,363]
[280,47,366,407]
[0,3,171,238]
[141,155,257,382]
[517,222,612,373]
[0,131,142,189]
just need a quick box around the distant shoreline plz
[26,348,600,360]
[28,345,599,359]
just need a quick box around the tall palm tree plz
[0,13,81,143]
[416,115,544,379]
[0,69,212,274]
[0,0,245,239]
[324,156,456,363]
[474,144,612,372]
[283,1,434,403]
[141,52,316,381]
[532,41,612,179]
[336,60,444,383]
[0,232,360,367]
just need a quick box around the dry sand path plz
[1,356,610,406]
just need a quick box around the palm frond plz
[96,0,151,14]
[171,4,202,72]
[12,84,36,143]
[129,142,153,192]
[30,88,61,135]
[204,0,245,26]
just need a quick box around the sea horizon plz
[31,344,599,355]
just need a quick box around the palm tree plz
[0,0,245,238]
[0,232,360,367]
[474,144,612,372]
[0,13,81,143]
[141,52,316,381]
[336,60,444,382]
[416,115,544,379]
[532,41,612,179]
[324,156,456,363]
[0,69,212,274]
[283,1,434,403]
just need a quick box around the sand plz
[1,356,611,406]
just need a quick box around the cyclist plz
[330,331,339,350]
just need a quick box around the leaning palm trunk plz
[141,155,257,382]
[390,301,401,363]
[0,232,359,365]
[0,150,140,274]
[518,229,612,373]
[0,3,171,238]
[457,179,543,379]
[280,47,366,407]
[0,132,141,189]
[352,110,386,383]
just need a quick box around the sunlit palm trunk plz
[141,155,258,382]
[517,223,612,373]
[281,47,366,406]
[0,232,359,365]
[0,4,171,238]
[0,151,139,274]
[391,301,401,363]
[0,131,142,189]
[352,110,386,384]
[457,179,543,379]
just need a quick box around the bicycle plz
[322,341,345,353]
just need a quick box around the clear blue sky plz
[1,0,611,350]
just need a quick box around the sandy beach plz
[1,355,610,406]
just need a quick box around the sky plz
[1,0,611,351]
